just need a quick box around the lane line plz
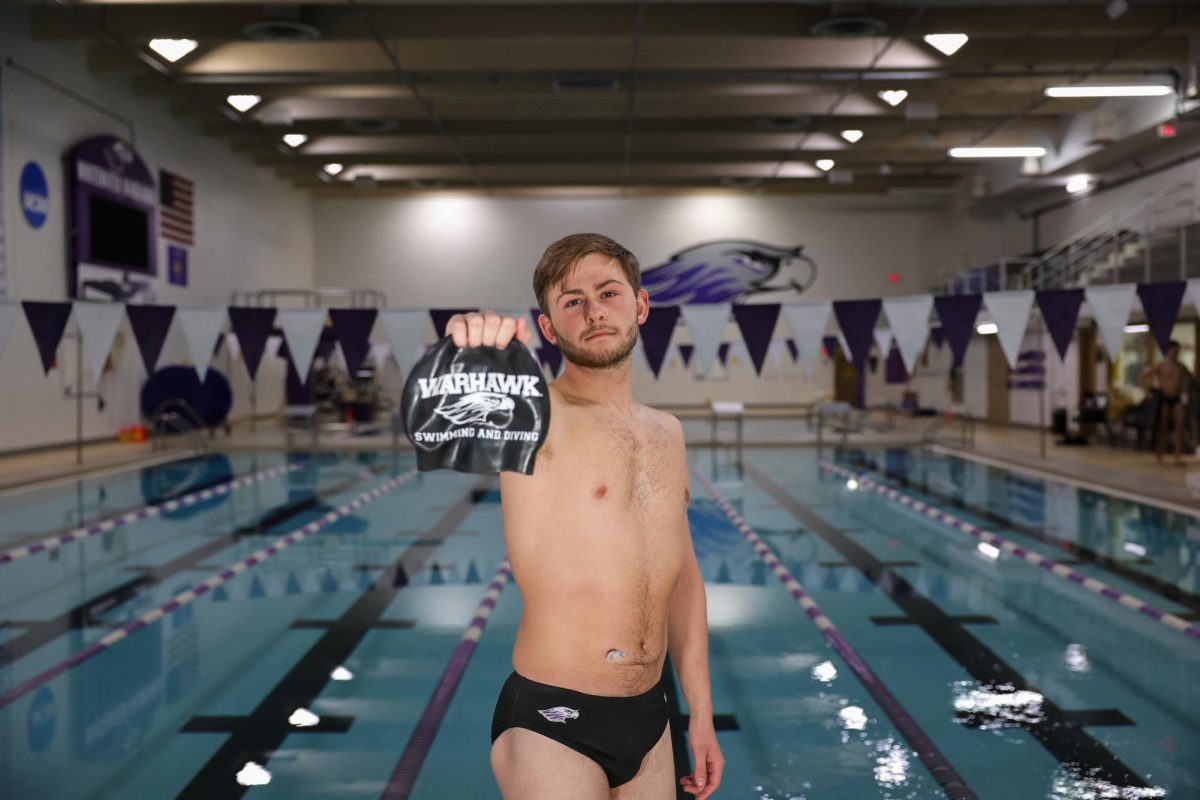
[0,460,306,566]
[0,467,420,710]
[380,559,513,800]
[818,459,1200,642]
[690,462,978,800]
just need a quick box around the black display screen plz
[88,194,150,272]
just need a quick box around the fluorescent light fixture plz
[976,322,998,335]
[1122,542,1147,557]
[226,94,261,113]
[1066,174,1092,194]
[977,541,1001,560]
[815,159,836,172]
[841,129,864,143]
[1045,85,1172,98]
[846,478,859,491]
[924,33,968,56]
[878,89,908,107]
[1124,323,1149,333]
[322,163,344,176]
[949,147,1046,158]
[148,39,198,63]
[282,133,308,148]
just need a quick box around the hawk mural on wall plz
[640,240,817,305]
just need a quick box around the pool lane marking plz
[817,460,1200,642]
[0,460,308,566]
[380,559,513,800]
[0,467,420,711]
[690,462,978,800]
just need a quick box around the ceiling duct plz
[243,6,321,43]
[811,2,887,38]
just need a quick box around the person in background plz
[1140,340,1192,465]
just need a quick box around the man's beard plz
[556,322,639,370]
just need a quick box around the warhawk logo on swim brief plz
[538,706,580,724]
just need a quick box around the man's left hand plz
[680,719,724,799]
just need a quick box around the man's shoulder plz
[640,405,685,441]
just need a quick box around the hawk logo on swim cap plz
[434,392,516,427]
[537,706,580,724]
[401,337,550,475]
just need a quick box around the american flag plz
[159,170,194,245]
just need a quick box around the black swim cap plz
[401,336,550,474]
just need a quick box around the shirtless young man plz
[1140,340,1193,465]
[444,233,723,800]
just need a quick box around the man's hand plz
[444,310,533,349]
[680,719,724,799]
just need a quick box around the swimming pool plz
[0,446,1196,799]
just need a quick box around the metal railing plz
[148,398,210,452]
[229,287,388,308]
[922,411,976,448]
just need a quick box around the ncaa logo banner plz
[402,337,550,475]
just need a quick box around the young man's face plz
[540,253,649,370]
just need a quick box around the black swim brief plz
[490,670,669,788]
[1162,394,1181,409]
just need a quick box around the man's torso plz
[498,386,689,696]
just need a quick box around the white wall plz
[0,7,315,453]
[314,191,960,405]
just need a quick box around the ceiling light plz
[1021,155,1042,176]
[841,129,864,143]
[225,94,261,113]
[878,89,908,107]
[322,163,344,176]
[924,33,968,56]
[976,322,998,335]
[1045,85,1172,98]
[949,147,1046,158]
[815,159,836,171]
[1066,174,1092,194]
[148,39,198,63]
[282,133,308,148]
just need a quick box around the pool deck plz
[0,414,1195,513]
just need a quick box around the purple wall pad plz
[227,306,278,379]
[832,299,882,366]
[379,561,513,800]
[21,301,73,374]
[817,460,1200,642]
[1136,281,1187,355]
[329,308,379,376]
[1034,289,1084,360]
[0,460,307,567]
[691,463,977,800]
[0,467,420,710]
[933,294,982,368]
[641,306,682,377]
[125,304,176,374]
[731,303,781,376]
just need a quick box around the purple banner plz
[640,306,680,378]
[885,346,906,384]
[1136,281,1187,355]
[1035,288,1084,360]
[125,304,175,375]
[21,301,72,374]
[429,308,479,341]
[329,308,378,375]
[832,299,881,366]
[530,307,562,375]
[731,303,781,376]
[678,344,694,368]
[933,294,982,368]
[930,326,945,350]
[822,336,840,360]
[227,307,277,379]
[717,342,731,366]
[785,338,798,363]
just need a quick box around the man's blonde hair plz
[532,233,641,313]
